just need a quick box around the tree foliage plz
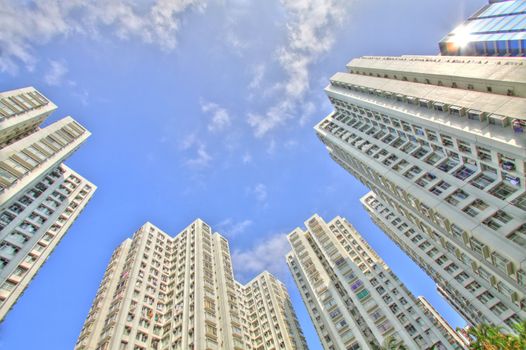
[371,336,408,350]
[466,320,526,350]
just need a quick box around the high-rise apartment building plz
[286,214,463,350]
[75,220,307,350]
[0,87,95,321]
[439,0,526,57]
[416,296,469,350]
[315,55,526,331]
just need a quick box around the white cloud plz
[225,31,249,53]
[248,64,265,90]
[284,139,298,149]
[232,233,291,281]
[247,100,293,138]
[266,139,277,155]
[181,133,198,150]
[252,183,267,202]
[247,0,346,137]
[186,143,212,167]
[72,89,89,106]
[201,100,232,132]
[242,152,252,164]
[44,60,71,86]
[0,0,70,73]
[180,133,212,168]
[216,218,253,237]
[299,100,316,126]
[0,0,208,74]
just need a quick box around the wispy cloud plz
[225,31,249,54]
[0,0,208,74]
[216,218,253,237]
[242,152,252,164]
[232,233,290,282]
[248,183,268,203]
[181,133,213,168]
[266,139,277,155]
[248,64,265,90]
[187,144,212,167]
[247,0,346,137]
[299,100,316,126]
[201,100,232,133]
[44,60,73,86]
[71,89,90,106]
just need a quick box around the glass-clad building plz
[439,0,526,56]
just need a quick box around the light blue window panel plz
[503,14,525,30]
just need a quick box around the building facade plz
[416,296,470,350]
[286,214,462,350]
[0,87,95,321]
[75,220,307,350]
[439,0,526,57]
[315,56,526,331]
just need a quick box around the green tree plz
[371,336,408,350]
[466,321,526,350]
[511,320,526,349]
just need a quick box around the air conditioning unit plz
[490,275,497,286]
[506,262,515,275]
[488,114,509,127]
[467,109,486,122]
[462,232,470,245]
[482,245,490,259]
[419,99,430,108]
[433,102,447,112]
[449,105,464,117]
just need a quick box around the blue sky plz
[0,0,486,349]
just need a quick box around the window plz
[455,272,469,283]
[449,229,468,252]
[511,193,526,211]
[446,189,468,206]
[369,309,384,321]
[205,323,217,336]
[0,242,19,257]
[492,252,511,274]
[462,199,488,217]
[3,158,28,175]
[478,291,495,304]
[453,166,476,180]
[470,237,486,256]
[404,166,422,180]
[1,281,17,292]
[335,319,348,330]
[490,182,517,200]
[457,140,472,153]
[438,158,458,173]
[491,302,509,316]
[329,309,341,319]
[377,320,392,333]
[356,289,369,300]
[497,281,515,298]
[429,181,450,196]
[425,129,437,141]
[483,210,513,231]
[517,270,526,287]
[507,225,526,248]
[440,134,454,147]
[478,267,493,282]
[477,146,492,162]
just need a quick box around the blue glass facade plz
[439,0,526,56]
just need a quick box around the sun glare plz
[450,25,472,48]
